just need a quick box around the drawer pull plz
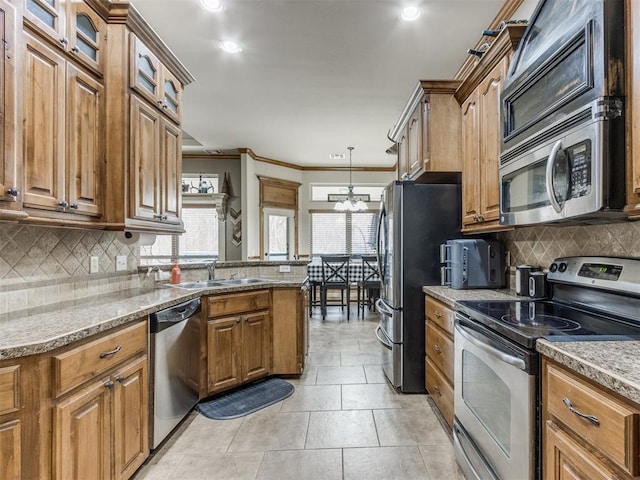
[99,345,122,359]
[433,344,442,354]
[434,311,442,318]
[562,397,600,426]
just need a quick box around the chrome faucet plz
[207,261,216,280]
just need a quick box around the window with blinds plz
[310,211,379,257]
[139,206,219,262]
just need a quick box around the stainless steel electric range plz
[452,256,640,480]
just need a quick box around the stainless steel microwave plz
[499,0,626,226]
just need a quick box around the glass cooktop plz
[456,299,640,348]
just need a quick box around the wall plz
[499,221,640,269]
[0,225,140,314]
[182,156,242,260]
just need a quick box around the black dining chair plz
[320,255,351,321]
[357,255,381,317]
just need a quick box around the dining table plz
[306,258,380,284]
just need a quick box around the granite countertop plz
[423,285,519,308]
[0,280,301,361]
[537,339,640,405]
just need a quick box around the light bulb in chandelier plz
[334,147,368,212]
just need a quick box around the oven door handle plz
[456,322,526,370]
[545,139,564,213]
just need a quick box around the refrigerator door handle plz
[375,325,393,350]
[375,298,397,317]
[376,204,386,285]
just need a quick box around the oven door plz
[454,315,536,480]
[499,113,604,226]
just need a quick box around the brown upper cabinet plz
[390,81,462,182]
[454,24,525,233]
[0,0,25,221]
[23,0,107,77]
[103,5,193,233]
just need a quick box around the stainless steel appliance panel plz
[150,298,201,449]
[376,181,461,392]
[454,316,536,480]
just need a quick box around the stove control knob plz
[558,262,568,273]
[549,263,558,272]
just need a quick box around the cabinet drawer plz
[545,361,640,476]
[426,360,453,428]
[207,290,270,318]
[426,322,454,382]
[53,321,147,397]
[0,366,20,415]
[425,296,454,335]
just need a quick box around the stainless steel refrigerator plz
[375,181,461,393]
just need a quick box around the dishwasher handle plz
[150,297,201,333]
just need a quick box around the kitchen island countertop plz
[0,280,301,360]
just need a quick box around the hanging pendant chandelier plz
[334,147,368,211]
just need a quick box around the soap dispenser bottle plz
[171,261,181,284]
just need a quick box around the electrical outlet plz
[279,264,291,273]
[116,255,127,271]
[89,256,99,274]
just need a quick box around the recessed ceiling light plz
[329,153,346,160]
[400,6,421,21]
[219,41,242,53]
[200,0,223,12]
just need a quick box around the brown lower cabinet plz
[205,290,272,395]
[542,358,640,480]
[424,294,455,428]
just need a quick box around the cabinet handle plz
[153,214,168,220]
[69,203,79,209]
[562,397,600,426]
[6,187,18,197]
[115,375,125,383]
[58,200,68,208]
[236,317,241,323]
[99,345,122,359]
[433,344,442,354]
[104,380,114,389]
[434,311,442,318]
[59,37,69,45]
[432,385,441,396]
[71,46,79,53]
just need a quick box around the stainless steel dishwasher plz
[149,297,201,449]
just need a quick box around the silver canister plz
[515,265,541,296]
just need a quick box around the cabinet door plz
[461,90,480,227]
[478,58,506,223]
[53,377,112,480]
[242,311,271,383]
[397,129,408,180]
[160,66,182,124]
[67,2,106,77]
[544,420,614,480]
[406,104,422,177]
[130,94,161,222]
[0,419,20,480]
[0,0,20,211]
[23,32,66,212]
[130,35,160,106]
[207,317,242,394]
[113,356,148,480]
[66,63,104,218]
[159,117,181,225]
[23,0,66,45]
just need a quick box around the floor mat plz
[195,377,295,420]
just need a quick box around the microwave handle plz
[545,140,564,213]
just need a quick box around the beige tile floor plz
[133,306,464,480]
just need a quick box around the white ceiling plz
[130,0,536,168]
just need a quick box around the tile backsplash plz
[499,221,640,269]
[0,225,140,314]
